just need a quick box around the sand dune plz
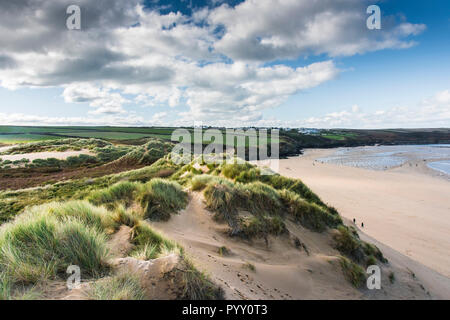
[151,193,435,299]
[0,149,94,162]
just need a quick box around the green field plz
[0,133,64,143]
[0,126,275,146]
[0,126,176,144]
[59,131,168,140]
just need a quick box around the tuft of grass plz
[87,181,140,210]
[57,219,110,278]
[362,242,387,263]
[110,206,141,230]
[0,203,111,285]
[279,190,341,231]
[130,243,159,261]
[130,221,181,259]
[29,201,114,232]
[389,271,396,284]
[258,173,325,207]
[238,215,287,239]
[89,271,146,300]
[333,225,385,267]
[0,273,41,300]
[217,246,231,256]
[175,258,224,300]
[234,182,283,216]
[191,174,232,191]
[204,182,237,216]
[333,225,365,263]
[222,162,254,179]
[139,179,188,221]
[339,256,366,288]
[242,262,256,272]
[366,255,377,267]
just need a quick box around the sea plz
[316,144,450,176]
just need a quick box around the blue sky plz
[0,0,449,128]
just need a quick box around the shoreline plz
[273,148,450,279]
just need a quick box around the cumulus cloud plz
[0,0,426,125]
[284,90,450,129]
[0,112,147,126]
[208,0,426,61]
[63,83,128,114]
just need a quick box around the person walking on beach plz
[361,222,364,228]
[353,218,356,224]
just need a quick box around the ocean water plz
[427,160,450,176]
[316,144,450,175]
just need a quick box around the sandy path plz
[0,149,94,162]
[271,149,450,279]
[0,145,16,153]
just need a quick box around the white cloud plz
[208,0,426,61]
[63,83,128,114]
[286,89,450,128]
[0,0,427,125]
[2,89,448,128]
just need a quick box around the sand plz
[0,149,95,162]
[151,193,437,299]
[0,145,16,153]
[271,149,450,280]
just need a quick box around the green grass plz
[279,190,341,231]
[389,272,396,284]
[239,215,287,239]
[322,134,347,141]
[234,182,283,216]
[1,138,110,155]
[242,262,256,272]
[0,201,111,285]
[339,256,366,288]
[139,178,188,221]
[333,225,386,266]
[0,155,180,224]
[217,246,231,256]
[175,258,225,300]
[199,164,338,235]
[0,126,176,143]
[190,174,232,191]
[0,157,225,300]
[87,181,141,210]
[59,131,157,140]
[0,134,63,144]
[89,271,146,300]
[130,221,181,260]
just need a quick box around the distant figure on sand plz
[361,222,364,228]
[353,218,356,224]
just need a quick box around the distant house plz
[298,128,320,135]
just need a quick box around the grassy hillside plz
[0,150,388,295]
[2,126,448,157]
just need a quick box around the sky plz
[0,0,449,128]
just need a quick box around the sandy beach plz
[276,149,450,278]
[0,149,95,162]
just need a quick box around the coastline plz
[274,148,450,279]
